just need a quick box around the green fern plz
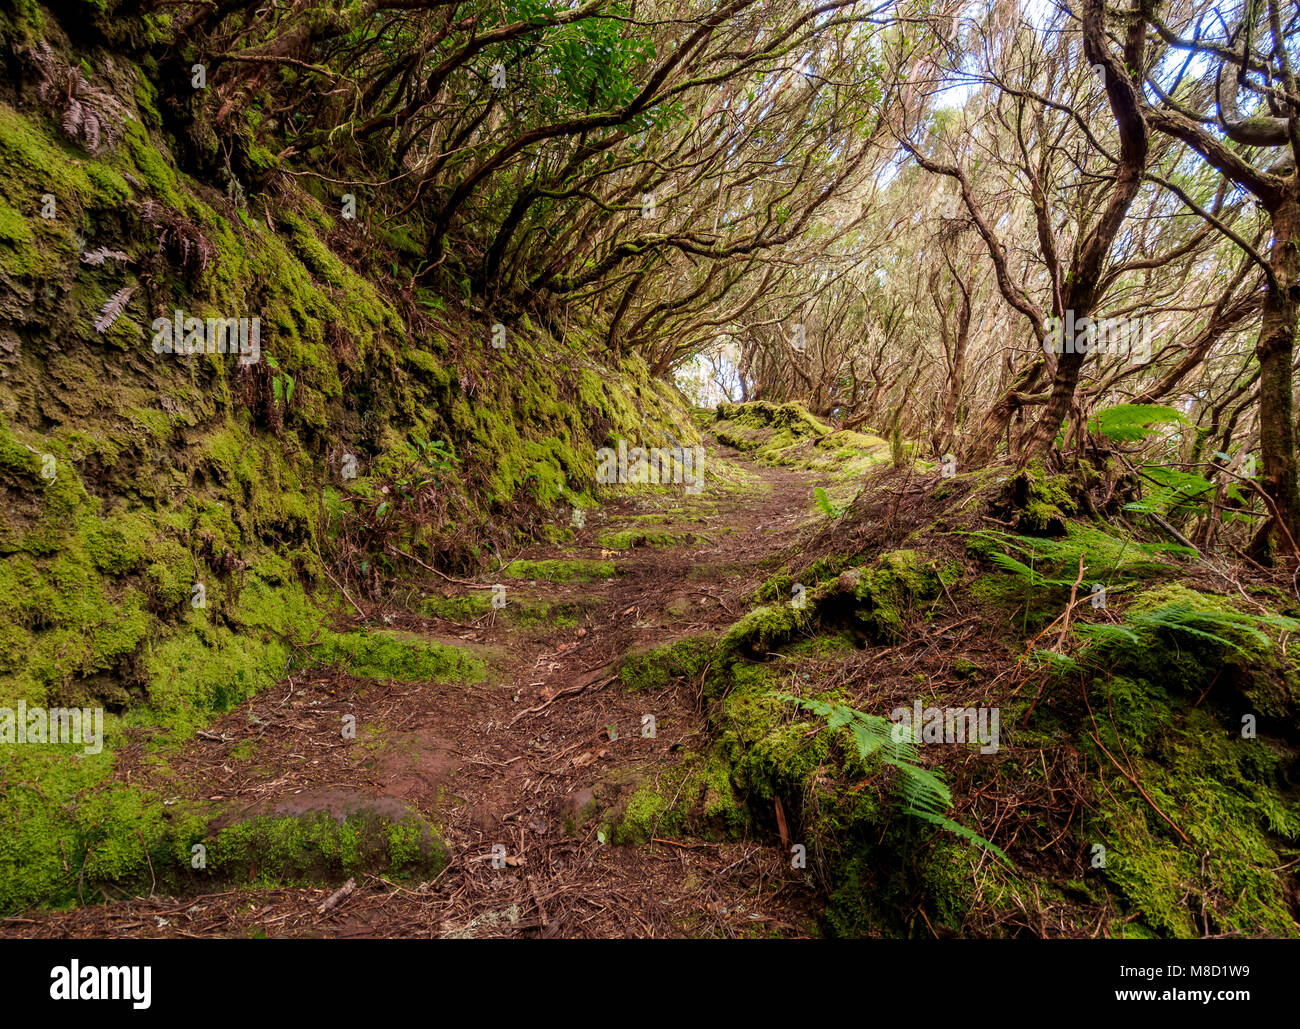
[1071,622,1143,648]
[985,550,1078,589]
[1026,648,1085,675]
[813,486,847,519]
[1125,602,1293,654]
[966,529,1191,612]
[1090,402,1187,443]
[787,696,1010,865]
[1074,600,1298,658]
[1125,465,1214,519]
[265,354,294,412]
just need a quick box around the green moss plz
[84,161,131,205]
[202,808,446,886]
[502,558,616,583]
[418,591,591,628]
[0,721,449,915]
[716,400,833,437]
[279,209,347,287]
[619,634,718,691]
[419,592,495,621]
[823,834,978,938]
[540,524,576,545]
[782,632,857,658]
[617,780,675,844]
[145,611,291,717]
[604,584,1005,936]
[1086,704,1298,937]
[0,104,103,208]
[0,201,35,257]
[718,604,807,656]
[229,739,256,761]
[615,752,747,844]
[720,696,829,801]
[713,401,887,481]
[144,559,188,608]
[317,629,486,683]
[829,549,946,641]
[0,542,151,705]
[1026,579,1300,937]
[598,529,694,550]
[1080,582,1297,720]
[0,742,119,914]
[121,120,183,205]
[1002,465,1077,536]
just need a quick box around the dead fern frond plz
[140,201,217,282]
[29,43,131,155]
[81,247,129,265]
[93,286,135,334]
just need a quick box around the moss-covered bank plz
[0,3,703,915]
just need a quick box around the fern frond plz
[1026,648,1084,675]
[1090,403,1187,442]
[1072,623,1142,648]
[93,286,134,333]
[786,696,1011,866]
[813,486,845,519]
[906,806,1011,864]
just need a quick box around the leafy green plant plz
[379,437,457,519]
[966,527,1192,593]
[1089,403,1186,443]
[414,288,445,314]
[374,436,457,521]
[1073,601,1298,658]
[813,486,847,519]
[786,696,1010,865]
[1088,403,1223,525]
[1123,464,1214,519]
[264,354,294,411]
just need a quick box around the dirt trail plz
[6,442,827,938]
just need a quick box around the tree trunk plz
[962,359,1044,465]
[1253,197,1300,556]
[1021,345,1084,460]
[1019,0,1149,462]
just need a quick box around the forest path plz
[8,440,828,938]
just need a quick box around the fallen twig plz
[317,877,357,915]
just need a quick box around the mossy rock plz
[419,591,594,628]
[718,604,807,657]
[501,559,617,583]
[614,752,748,845]
[316,629,486,683]
[597,529,695,550]
[1048,581,1300,936]
[619,633,718,692]
[714,400,833,438]
[830,549,947,641]
[1088,582,1298,725]
[202,789,448,887]
[1084,703,1299,938]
